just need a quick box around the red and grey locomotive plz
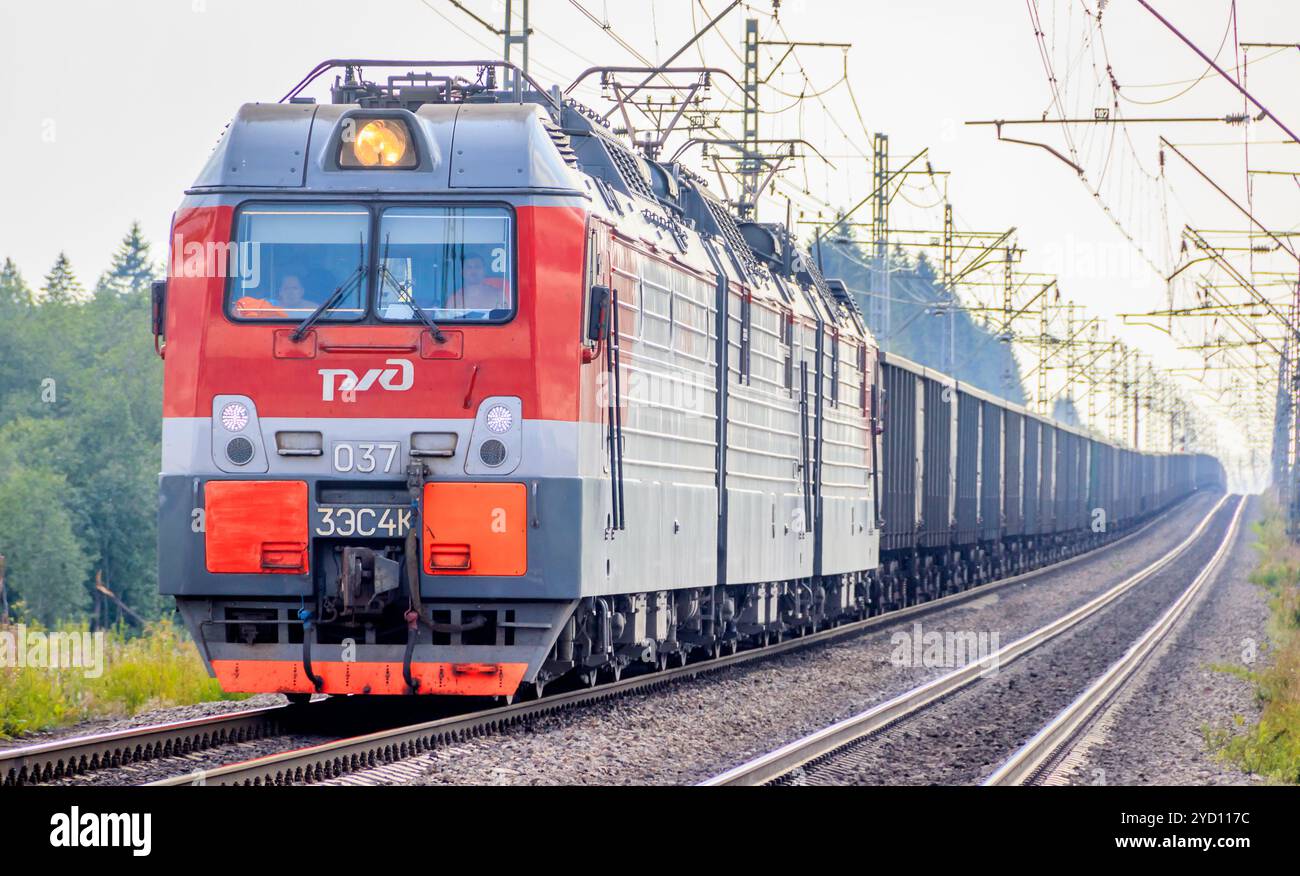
[153,59,1219,700]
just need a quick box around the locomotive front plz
[156,68,592,698]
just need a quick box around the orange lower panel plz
[211,659,527,696]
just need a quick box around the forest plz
[814,238,1030,406]
[0,225,162,627]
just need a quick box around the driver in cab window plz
[235,270,324,318]
[449,253,508,313]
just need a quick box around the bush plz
[1209,505,1300,783]
[0,619,241,739]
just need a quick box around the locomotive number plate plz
[314,505,413,538]
[331,441,402,474]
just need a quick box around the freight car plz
[153,60,1222,700]
[874,353,1222,611]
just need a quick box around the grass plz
[0,618,241,739]
[1206,499,1300,783]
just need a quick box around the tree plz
[0,259,37,418]
[96,222,158,298]
[814,237,1029,405]
[41,252,84,305]
[0,467,93,624]
[0,231,165,627]
[1052,397,1082,427]
[0,258,32,307]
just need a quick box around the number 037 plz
[332,441,399,473]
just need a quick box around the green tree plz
[96,222,158,298]
[0,234,165,627]
[0,467,93,624]
[814,237,1028,405]
[40,252,84,305]
[0,260,36,411]
[0,258,32,307]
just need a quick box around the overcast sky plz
[1,0,1296,479]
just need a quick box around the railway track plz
[1,704,290,787]
[984,495,1248,786]
[147,497,1206,787]
[700,494,1240,786]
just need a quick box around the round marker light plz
[226,437,255,466]
[480,439,507,467]
[353,119,410,167]
[220,402,249,432]
[485,405,513,434]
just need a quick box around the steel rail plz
[149,495,1210,787]
[983,494,1247,786]
[1,703,291,787]
[700,494,1232,786]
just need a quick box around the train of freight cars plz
[151,60,1223,700]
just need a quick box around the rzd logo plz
[318,358,413,402]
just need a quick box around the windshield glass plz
[376,206,513,322]
[229,204,369,321]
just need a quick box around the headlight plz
[226,436,255,465]
[485,404,514,434]
[339,118,417,168]
[220,402,249,432]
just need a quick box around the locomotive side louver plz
[543,118,579,167]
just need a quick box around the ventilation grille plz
[799,251,831,298]
[542,118,579,167]
[702,194,764,278]
[602,138,657,200]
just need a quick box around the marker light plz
[340,118,416,168]
[220,402,249,432]
[485,405,514,434]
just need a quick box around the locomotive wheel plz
[286,692,312,707]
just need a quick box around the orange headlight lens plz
[339,118,417,168]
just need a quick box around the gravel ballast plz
[311,493,1229,785]
[787,498,1241,785]
[1049,496,1269,786]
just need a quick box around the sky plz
[1,0,1296,484]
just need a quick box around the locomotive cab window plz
[376,206,514,323]
[228,205,370,321]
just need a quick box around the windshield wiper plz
[380,265,447,344]
[290,234,368,342]
[289,266,364,341]
[379,234,446,344]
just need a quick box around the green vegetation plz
[0,229,245,734]
[1208,502,1300,783]
[0,225,164,628]
[0,620,237,739]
